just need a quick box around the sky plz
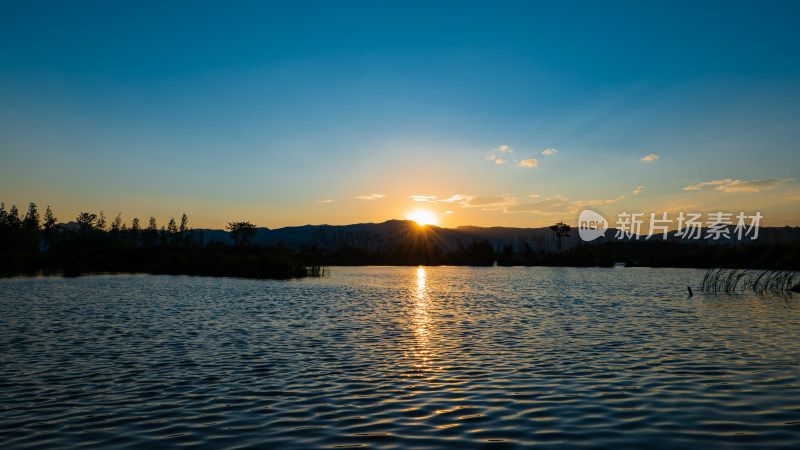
[1,1,799,230]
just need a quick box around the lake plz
[1,266,799,448]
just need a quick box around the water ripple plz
[2,267,800,448]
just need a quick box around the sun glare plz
[408,209,438,226]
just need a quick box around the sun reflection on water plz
[412,266,432,368]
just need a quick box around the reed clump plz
[701,268,800,294]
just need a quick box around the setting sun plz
[407,209,438,226]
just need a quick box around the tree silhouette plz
[167,217,178,234]
[130,217,141,244]
[76,212,98,233]
[97,211,107,231]
[22,203,40,231]
[7,205,21,229]
[111,213,123,233]
[226,221,257,246]
[43,206,57,252]
[179,213,190,247]
[179,213,188,233]
[143,217,158,246]
[167,217,178,246]
[549,221,572,252]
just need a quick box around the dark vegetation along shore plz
[1,201,799,279]
[0,203,320,279]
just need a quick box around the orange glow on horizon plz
[407,209,439,226]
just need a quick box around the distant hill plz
[58,219,800,251]
[192,220,566,252]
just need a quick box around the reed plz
[701,268,800,294]
[304,265,327,277]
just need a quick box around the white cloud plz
[442,211,454,215]
[682,179,731,190]
[356,193,386,200]
[633,186,646,195]
[518,159,537,168]
[433,192,631,216]
[315,199,334,203]
[439,195,471,203]
[410,195,437,202]
[465,196,518,210]
[541,148,558,156]
[718,178,794,192]
[442,195,517,210]
[641,154,659,161]
[487,145,514,162]
[682,178,793,192]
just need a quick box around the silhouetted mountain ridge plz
[192,220,565,251]
[190,219,800,251]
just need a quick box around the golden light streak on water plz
[412,266,432,369]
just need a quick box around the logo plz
[578,210,608,241]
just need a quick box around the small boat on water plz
[613,262,626,268]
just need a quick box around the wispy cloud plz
[641,154,659,161]
[435,192,630,216]
[633,185,646,195]
[573,196,625,207]
[487,145,514,163]
[356,193,386,200]
[506,195,575,215]
[466,196,517,209]
[683,178,794,192]
[719,178,794,192]
[410,195,437,202]
[315,199,334,203]
[439,195,471,204]
[518,158,538,168]
[440,194,517,210]
[541,148,558,156]
[682,179,731,190]
[442,210,454,215]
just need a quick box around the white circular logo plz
[578,210,608,241]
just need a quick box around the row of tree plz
[1,202,262,250]
[0,201,308,278]
[3,201,797,275]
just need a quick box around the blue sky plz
[1,1,799,228]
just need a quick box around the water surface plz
[1,267,799,448]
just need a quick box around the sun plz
[407,209,439,226]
